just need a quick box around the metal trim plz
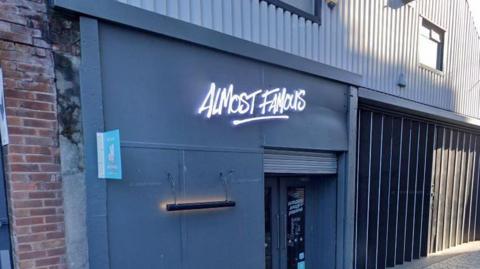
[358,88,480,129]
[79,17,110,269]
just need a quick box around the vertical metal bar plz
[386,117,402,267]
[384,117,394,268]
[474,135,480,240]
[462,135,474,243]
[346,87,359,269]
[427,126,437,255]
[456,133,469,245]
[394,118,404,264]
[276,213,280,249]
[467,137,478,242]
[410,122,421,259]
[436,127,448,252]
[442,129,453,250]
[283,212,287,249]
[428,125,441,253]
[418,125,429,257]
[375,115,385,269]
[402,122,412,261]
[365,112,373,268]
[354,109,362,269]
[449,130,460,248]
[464,136,477,242]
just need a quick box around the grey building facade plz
[1,0,480,269]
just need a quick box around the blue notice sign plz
[96,129,122,179]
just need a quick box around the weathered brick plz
[0,31,33,45]
[8,154,25,163]
[8,126,37,135]
[11,182,38,191]
[18,244,33,252]
[46,231,64,240]
[29,173,57,182]
[46,247,65,257]
[13,208,30,218]
[31,224,58,233]
[15,217,44,226]
[45,215,63,224]
[7,116,23,126]
[0,8,27,25]
[0,1,66,268]
[10,191,28,199]
[13,199,42,208]
[10,164,40,173]
[18,260,35,269]
[44,199,62,207]
[30,208,56,216]
[24,136,56,147]
[18,250,46,260]
[17,233,47,244]
[35,257,60,267]
[14,225,31,235]
[29,191,56,199]
[0,40,15,50]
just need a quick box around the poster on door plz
[287,187,305,269]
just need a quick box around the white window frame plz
[418,16,446,74]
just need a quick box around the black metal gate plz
[0,145,11,269]
[428,123,480,253]
[354,105,480,269]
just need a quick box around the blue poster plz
[97,129,122,180]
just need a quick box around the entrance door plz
[265,176,320,269]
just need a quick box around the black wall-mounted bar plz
[166,201,236,211]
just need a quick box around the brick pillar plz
[0,0,66,268]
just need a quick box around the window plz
[263,0,321,24]
[419,18,445,71]
[282,0,316,14]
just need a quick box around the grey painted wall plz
[118,0,480,120]
[89,20,350,268]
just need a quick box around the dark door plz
[265,176,322,269]
[0,149,11,269]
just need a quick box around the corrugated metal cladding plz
[117,0,480,119]
[355,106,480,269]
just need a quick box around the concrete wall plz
[50,11,89,269]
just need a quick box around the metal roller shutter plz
[264,150,338,174]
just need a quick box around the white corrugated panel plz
[264,150,337,174]
[117,0,480,120]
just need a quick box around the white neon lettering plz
[232,115,289,126]
[197,83,307,126]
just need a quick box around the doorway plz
[265,175,332,269]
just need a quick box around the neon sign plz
[198,83,306,126]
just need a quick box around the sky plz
[468,0,480,33]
